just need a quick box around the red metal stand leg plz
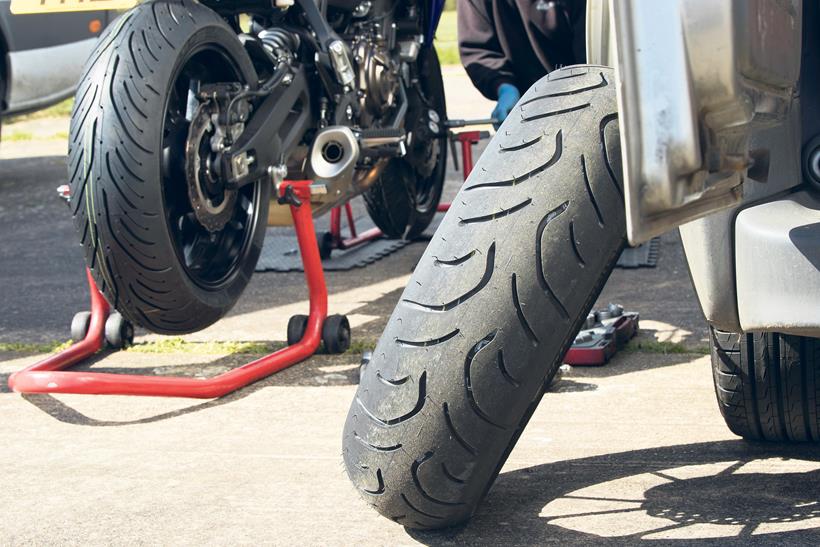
[340,227,383,249]
[14,268,110,374]
[343,202,357,238]
[460,134,476,179]
[436,130,481,213]
[329,201,381,251]
[330,206,342,245]
[8,181,327,399]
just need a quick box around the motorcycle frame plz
[589,0,820,336]
[212,0,446,193]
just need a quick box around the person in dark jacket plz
[458,0,586,123]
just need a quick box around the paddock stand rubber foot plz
[287,314,310,346]
[322,314,351,354]
[104,312,134,350]
[318,232,334,260]
[70,311,92,343]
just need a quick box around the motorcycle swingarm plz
[221,66,313,189]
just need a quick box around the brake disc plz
[185,102,237,232]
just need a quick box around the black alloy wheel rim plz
[161,45,261,289]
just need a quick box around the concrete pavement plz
[4,352,820,544]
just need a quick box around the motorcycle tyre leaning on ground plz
[343,65,627,529]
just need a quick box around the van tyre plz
[68,0,267,335]
[342,66,626,529]
[711,328,820,441]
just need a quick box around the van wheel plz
[711,328,820,441]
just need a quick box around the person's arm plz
[457,0,517,101]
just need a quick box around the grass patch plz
[347,339,377,355]
[3,130,34,142]
[126,338,281,355]
[435,44,460,66]
[435,11,459,66]
[7,99,73,123]
[2,336,706,360]
[435,10,457,42]
[2,130,69,142]
[126,337,378,356]
[624,339,710,355]
[0,340,72,354]
[0,337,378,356]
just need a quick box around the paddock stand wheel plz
[70,311,92,343]
[322,314,351,354]
[287,314,309,346]
[104,313,134,350]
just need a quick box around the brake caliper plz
[184,83,252,232]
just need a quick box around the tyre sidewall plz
[73,0,267,332]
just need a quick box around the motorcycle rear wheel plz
[343,66,625,529]
[68,0,268,335]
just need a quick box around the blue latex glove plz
[492,83,521,127]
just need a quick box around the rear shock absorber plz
[258,27,300,58]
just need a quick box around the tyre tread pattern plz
[343,67,626,529]
[68,0,264,334]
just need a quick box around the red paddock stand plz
[8,181,338,399]
[324,124,492,255]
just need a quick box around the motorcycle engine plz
[353,39,400,126]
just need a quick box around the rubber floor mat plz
[256,216,660,272]
[616,236,661,268]
[255,214,443,273]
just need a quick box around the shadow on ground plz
[562,351,702,381]
[1,348,699,426]
[410,441,820,545]
[0,349,361,426]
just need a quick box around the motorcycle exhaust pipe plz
[268,125,404,225]
[309,126,360,184]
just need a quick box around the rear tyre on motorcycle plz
[342,66,625,529]
[68,0,268,335]
[363,46,447,239]
[711,328,820,441]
